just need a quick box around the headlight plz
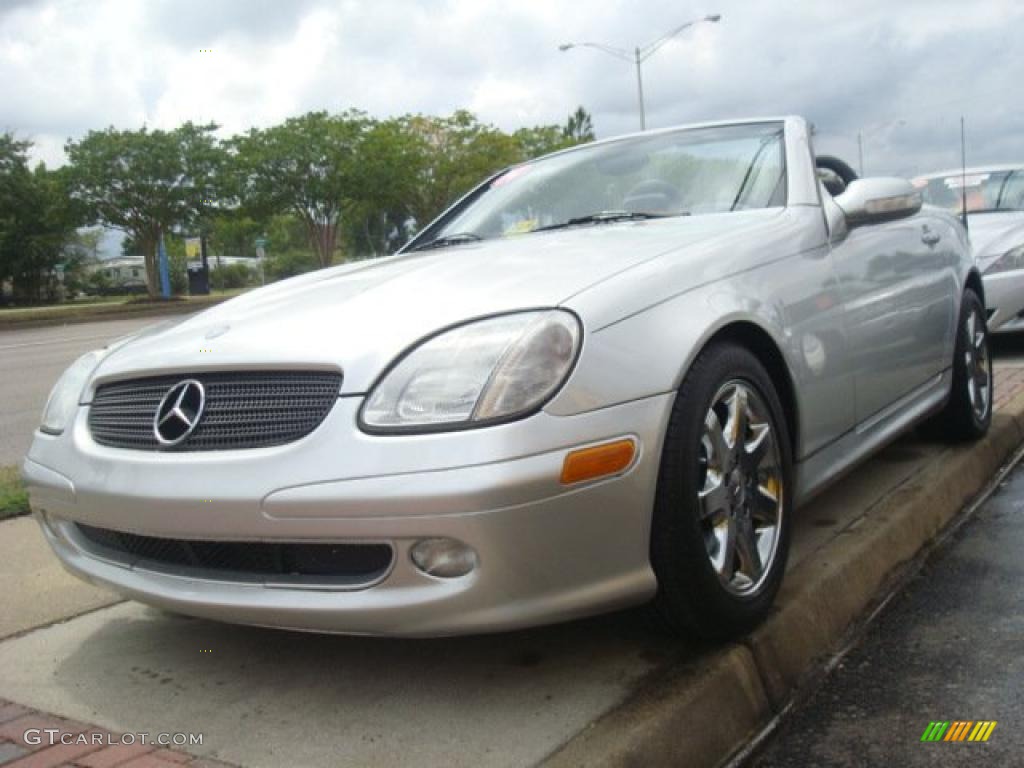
[984,245,1024,275]
[360,310,581,432]
[39,349,106,435]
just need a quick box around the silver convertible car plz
[913,166,1024,333]
[24,116,991,640]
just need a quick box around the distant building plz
[87,255,258,292]
[185,256,259,272]
[88,256,147,292]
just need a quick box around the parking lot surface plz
[750,460,1024,767]
[0,317,160,465]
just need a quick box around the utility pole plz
[634,47,646,131]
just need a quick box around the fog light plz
[410,538,478,578]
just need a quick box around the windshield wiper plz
[533,210,684,233]
[408,232,483,252]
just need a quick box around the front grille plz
[75,524,393,586]
[88,371,342,451]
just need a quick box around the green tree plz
[394,110,596,237]
[342,117,425,256]
[260,213,320,279]
[399,111,522,230]
[72,228,104,261]
[228,111,368,268]
[563,106,595,143]
[60,228,104,297]
[0,135,83,303]
[65,122,222,297]
[208,213,262,258]
[120,234,139,256]
[513,125,574,160]
[0,134,31,304]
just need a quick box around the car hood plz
[967,211,1024,268]
[94,210,784,394]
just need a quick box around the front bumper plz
[983,269,1024,333]
[23,394,672,636]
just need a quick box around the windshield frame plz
[400,117,804,254]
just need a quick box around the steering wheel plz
[622,179,684,214]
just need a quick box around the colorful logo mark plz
[921,721,997,742]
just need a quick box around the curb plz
[542,394,1024,768]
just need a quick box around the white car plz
[915,166,1024,332]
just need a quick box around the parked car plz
[914,166,1024,333]
[23,116,990,640]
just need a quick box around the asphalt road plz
[0,317,165,465]
[749,459,1024,767]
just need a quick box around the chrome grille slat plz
[88,371,342,451]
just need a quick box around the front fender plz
[547,243,853,463]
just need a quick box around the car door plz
[827,192,957,424]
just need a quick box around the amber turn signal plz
[560,439,636,485]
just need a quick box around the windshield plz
[427,121,787,244]
[915,169,1024,214]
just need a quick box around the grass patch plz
[0,465,29,521]
[0,289,247,329]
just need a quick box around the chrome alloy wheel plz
[964,307,991,422]
[697,380,784,596]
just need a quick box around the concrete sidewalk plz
[0,369,1022,768]
[0,517,120,640]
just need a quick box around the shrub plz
[210,262,256,290]
[264,249,320,282]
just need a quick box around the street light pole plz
[560,14,721,131]
[634,47,646,130]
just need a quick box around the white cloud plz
[0,0,1022,179]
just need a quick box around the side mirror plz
[834,177,922,226]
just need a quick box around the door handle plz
[921,226,941,246]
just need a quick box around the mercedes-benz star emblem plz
[153,379,206,446]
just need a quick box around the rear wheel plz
[941,289,992,441]
[650,343,793,640]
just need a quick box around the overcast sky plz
[2,0,1022,180]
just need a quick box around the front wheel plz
[940,289,992,441]
[650,343,793,640]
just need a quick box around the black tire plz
[941,289,992,441]
[650,343,794,640]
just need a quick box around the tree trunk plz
[304,216,339,268]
